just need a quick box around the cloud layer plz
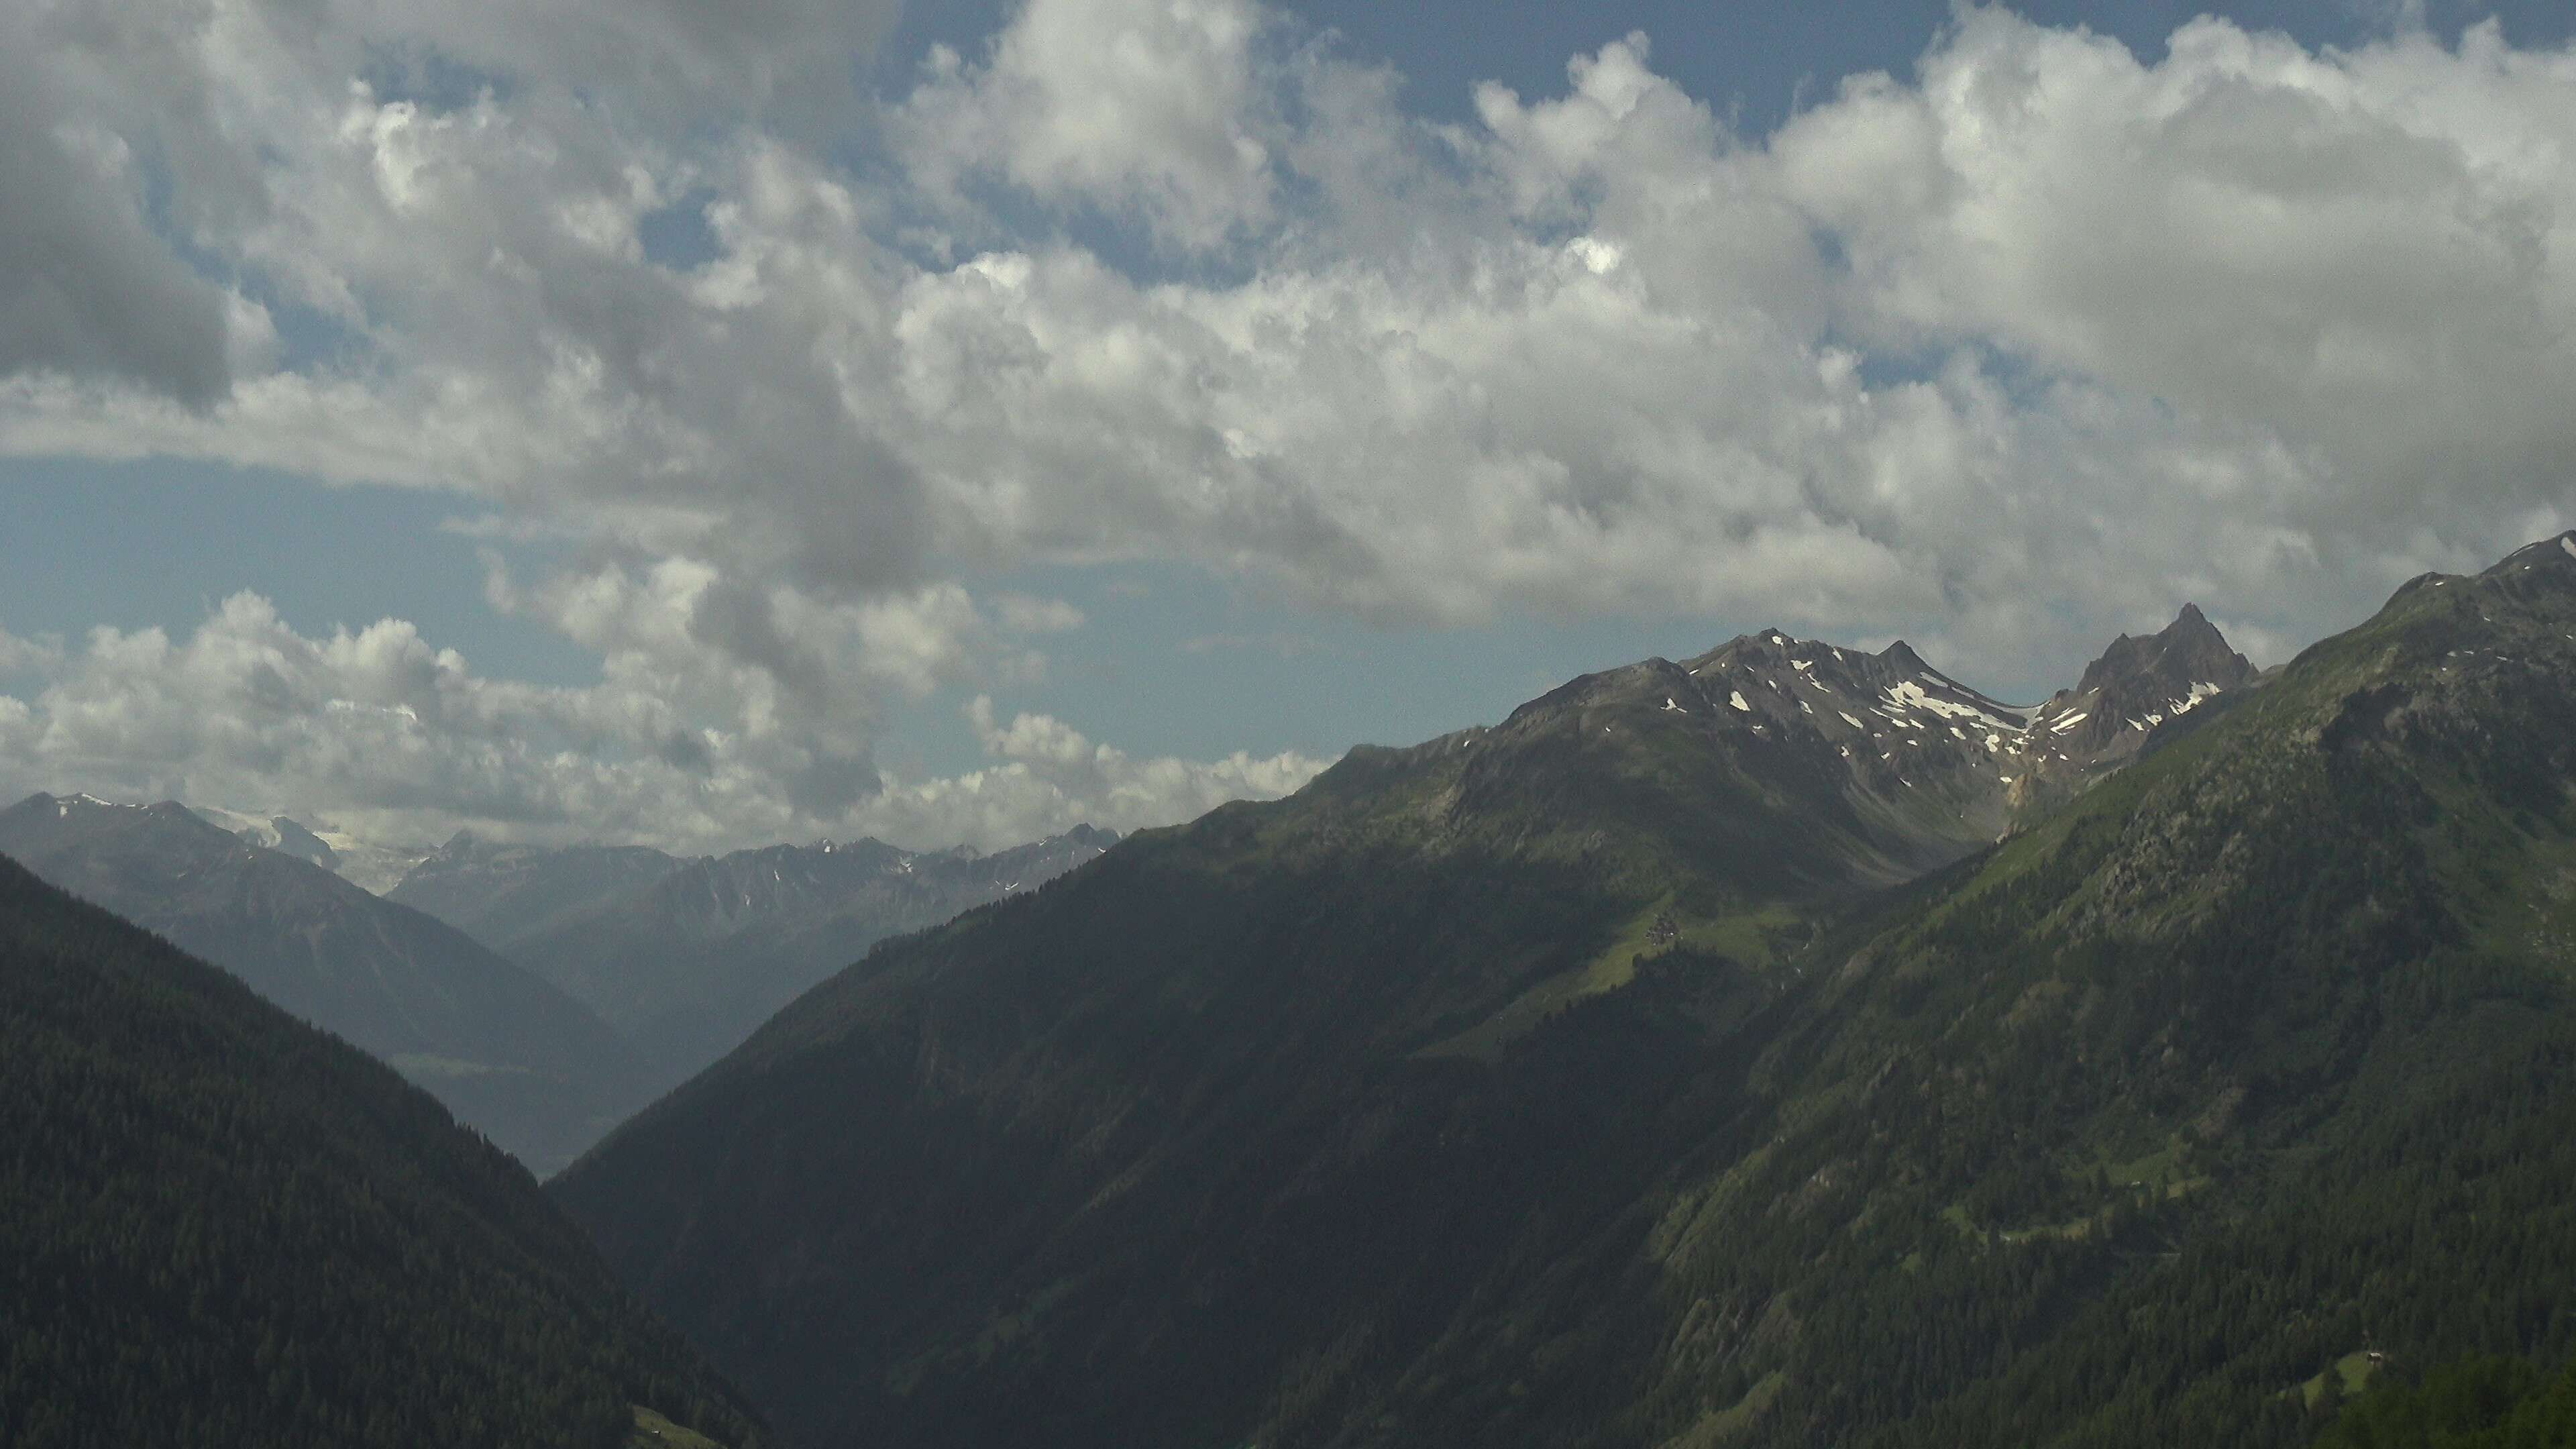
[0,588,1324,852]
[4,0,2575,848]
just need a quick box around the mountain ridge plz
[394,822,1120,1094]
[553,561,2393,1447]
[184,803,433,893]
[0,792,645,1173]
[564,532,2576,1448]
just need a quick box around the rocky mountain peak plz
[2015,604,2257,802]
[1464,602,2274,872]
[1877,639,1932,674]
[2072,603,2254,701]
[547,535,2576,1449]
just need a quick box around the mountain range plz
[184,804,434,894]
[551,536,2576,1448]
[18,535,2576,1447]
[0,788,1117,1168]
[0,794,644,1174]
[390,825,1118,1092]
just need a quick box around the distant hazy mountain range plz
[0,793,643,1175]
[0,790,1116,1165]
[184,804,433,894]
[390,825,1118,1094]
[554,537,2576,1449]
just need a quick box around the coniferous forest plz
[0,855,761,1449]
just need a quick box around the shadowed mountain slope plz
[0,853,761,1449]
[555,539,2576,1448]
[0,794,644,1173]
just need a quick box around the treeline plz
[0,854,762,1449]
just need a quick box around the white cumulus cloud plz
[896,0,1287,252]
[0,590,1316,853]
[849,695,1330,851]
[3,0,2575,843]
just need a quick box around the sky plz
[5,0,2576,855]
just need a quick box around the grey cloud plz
[249,0,900,130]
[659,729,714,773]
[0,17,229,403]
[849,696,1331,851]
[784,751,877,816]
[1772,15,2576,552]
[686,575,835,705]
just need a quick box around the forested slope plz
[2318,1350,2576,1448]
[557,534,2576,1449]
[0,794,646,1172]
[0,853,762,1449]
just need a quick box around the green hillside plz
[0,853,763,1449]
[555,535,2576,1448]
[1721,537,2576,1448]
[2316,1350,2576,1448]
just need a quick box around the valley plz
[11,5,2574,1445]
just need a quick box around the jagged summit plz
[2487,529,2576,572]
[21,792,239,847]
[2015,604,2259,800]
[2376,531,2576,610]
[2068,602,2253,701]
[184,808,343,871]
[1877,639,1934,674]
[1438,628,2045,890]
[184,803,431,893]
[1467,604,2265,871]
